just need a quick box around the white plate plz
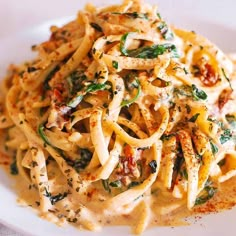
[0,1,236,235]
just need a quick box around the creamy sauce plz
[1,149,236,233]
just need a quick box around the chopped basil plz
[220,129,232,144]
[112,60,119,69]
[210,141,218,155]
[10,159,18,175]
[90,23,103,32]
[195,181,217,206]
[191,84,207,101]
[149,160,157,174]
[121,79,141,107]
[112,12,148,20]
[102,179,111,193]
[109,180,122,188]
[225,114,236,129]
[189,113,200,122]
[222,68,233,91]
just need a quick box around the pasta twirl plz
[1,0,236,234]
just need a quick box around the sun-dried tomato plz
[194,63,219,87]
[218,89,232,110]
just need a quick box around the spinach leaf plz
[120,33,179,58]
[109,180,122,188]
[189,113,200,122]
[222,68,233,91]
[112,60,119,69]
[72,149,93,172]
[128,44,179,59]
[67,83,109,108]
[121,79,141,107]
[191,84,207,100]
[112,12,148,19]
[220,129,232,144]
[210,141,218,155]
[128,181,140,189]
[195,181,217,206]
[38,124,52,146]
[102,179,111,193]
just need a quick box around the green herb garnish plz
[72,149,93,172]
[10,160,18,175]
[38,124,52,146]
[189,113,200,122]
[90,23,103,32]
[195,181,217,206]
[191,84,207,100]
[160,133,176,141]
[222,68,233,91]
[210,141,218,155]
[67,83,109,108]
[120,33,130,56]
[109,180,122,188]
[127,44,179,59]
[120,33,178,58]
[149,160,157,174]
[128,181,140,189]
[121,79,141,107]
[112,60,119,69]
[157,21,174,40]
[220,129,232,144]
[44,188,68,205]
[43,65,60,91]
[112,12,148,19]
[102,179,111,193]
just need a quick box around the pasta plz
[1,0,236,234]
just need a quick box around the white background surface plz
[0,0,236,39]
[0,0,235,236]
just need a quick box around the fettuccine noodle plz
[1,0,236,234]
